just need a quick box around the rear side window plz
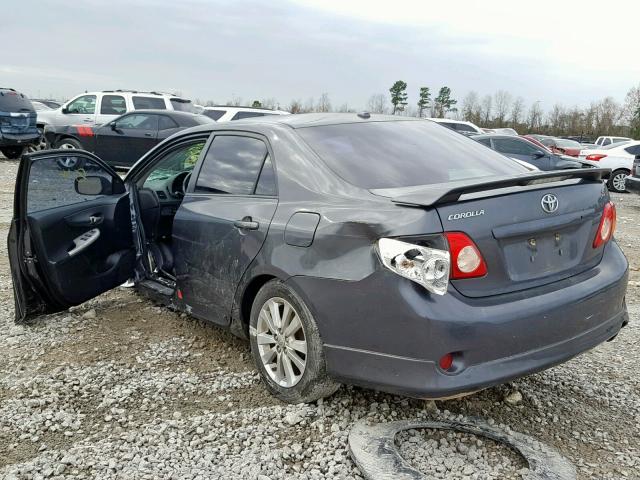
[132,96,166,110]
[158,115,179,130]
[297,121,524,189]
[170,98,196,113]
[454,123,476,133]
[0,90,34,112]
[116,113,158,130]
[624,145,640,155]
[204,110,226,121]
[492,138,537,155]
[254,154,277,196]
[195,136,268,194]
[602,138,611,146]
[100,95,126,115]
[476,138,492,147]
[231,111,267,121]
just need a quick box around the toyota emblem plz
[541,193,559,213]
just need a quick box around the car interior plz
[134,140,206,283]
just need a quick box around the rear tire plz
[249,279,340,404]
[1,146,25,159]
[608,169,629,193]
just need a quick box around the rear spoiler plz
[370,168,611,207]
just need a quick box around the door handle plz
[89,215,103,225]
[234,217,259,230]
[144,132,153,137]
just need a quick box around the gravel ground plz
[0,156,639,479]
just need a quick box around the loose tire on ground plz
[249,279,340,404]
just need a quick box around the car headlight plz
[377,238,450,295]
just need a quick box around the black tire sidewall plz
[1,146,25,159]
[249,280,333,404]
[608,169,629,193]
[56,138,82,149]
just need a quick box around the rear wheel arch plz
[230,274,278,339]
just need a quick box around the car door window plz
[158,115,179,130]
[66,95,96,114]
[132,96,167,110]
[100,95,126,115]
[602,138,611,146]
[254,154,277,196]
[141,141,206,189]
[116,114,158,130]
[492,138,537,156]
[195,136,268,194]
[27,156,114,213]
[477,138,492,147]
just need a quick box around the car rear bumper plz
[625,175,640,194]
[0,132,41,146]
[286,241,629,398]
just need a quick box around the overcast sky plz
[3,0,638,110]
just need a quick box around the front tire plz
[1,146,25,159]
[249,280,339,404]
[608,169,629,193]
[54,138,84,170]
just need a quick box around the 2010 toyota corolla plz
[9,113,629,404]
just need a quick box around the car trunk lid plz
[371,169,611,297]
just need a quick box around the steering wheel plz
[182,172,192,194]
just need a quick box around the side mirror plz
[532,150,546,159]
[61,106,69,114]
[75,176,112,195]
[110,122,118,131]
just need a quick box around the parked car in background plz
[10,114,628,404]
[44,110,213,168]
[203,106,290,122]
[31,101,53,112]
[595,136,632,147]
[0,88,40,159]
[579,141,640,192]
[32,99,62,109]
[521,135,553,152]
[427,118,483,135]
[492,127,518,136]
[472,134,587,171]
[538,137,583,157]
[36,90,196,132]
[625,156,640,194]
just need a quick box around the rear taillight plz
[586,154,607,161]
[593,202,616,248]
[445,232,487,279]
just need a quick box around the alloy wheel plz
[613,172,627,192]
[256,297,307,388]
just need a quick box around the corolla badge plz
[447,209,485,221]
[541,193,559,213]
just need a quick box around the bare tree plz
[493,90,512,127]
[288,99,302,114]
[480,95,493,125]
[302,97,315,113]
[510,97,525,128]
[366,94,387,114]
[527,101,544,132]
[260,98,277,110]
[337,102,354,113]
[316,93,332,113]
[461,91,480,124]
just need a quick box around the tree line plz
[195,81,640,139]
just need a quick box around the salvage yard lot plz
[0,156,639,479]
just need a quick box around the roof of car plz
[234,112,422,128]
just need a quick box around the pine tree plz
[389,81,408,114]
[434,86,457,118]
[417,87,431,118]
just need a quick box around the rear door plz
[95,94,127,126]
[95,113,159,168]
[9,151,135,322]
[172,133,278,325]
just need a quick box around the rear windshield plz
[555,139,581,148]
[297,120,526,189]
[0,90,34,112]
[203,109,226,121]
[170,98,196,113]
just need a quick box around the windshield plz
[297,120,526,189]
[602,141,631,150]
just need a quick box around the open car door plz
[8,150,135,323]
